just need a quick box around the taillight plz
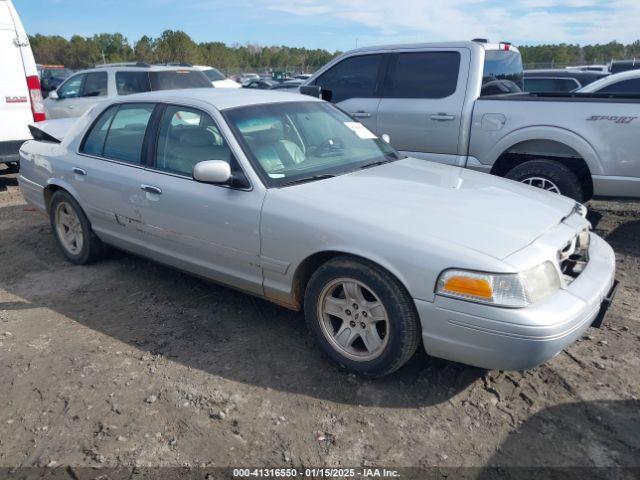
[26,75,46,122]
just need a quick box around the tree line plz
[29,30,339,74]
[29,30,640,73]
[520,41,640,68]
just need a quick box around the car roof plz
[76,64,202,74]
[115,88,319,110]
[342,41,519,54]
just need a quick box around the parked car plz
[19,89,617,377]
[236,73,261,85]
[609,60,640,74]
[38,64,73,97]
[576,70,640,95]
[270,79,304,90]
[244,79,279,89]
[193,65,241,88]
[0,0,44,172]
[43,63,212,119]
[302,40,640,200]
[524,69,608,93]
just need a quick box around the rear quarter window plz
[116,72,151,95]
[149,70,212,90]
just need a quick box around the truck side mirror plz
[300,85,332,102]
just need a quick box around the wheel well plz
[291,251,408,311]
[43,184,63,211]
[490,140,594,200]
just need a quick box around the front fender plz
[487,126,604,175]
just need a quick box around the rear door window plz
[102,104,155,164]
[81,72,108,97]
[81,105,118,156]
[315,54,383,103]
[384,52,460,99]
[116,72,151,95]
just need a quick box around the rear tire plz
[505,159,583,202]
[49,190,106,265]
[304,256,420,378]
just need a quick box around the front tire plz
[505,159,584,201]
[304,256,420,378]
[49,190,105,265]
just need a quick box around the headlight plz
[436,261,560,308]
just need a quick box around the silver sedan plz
[18,89,617,377]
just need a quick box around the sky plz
[13,0,640,51]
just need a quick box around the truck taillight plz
[26,75,46,122]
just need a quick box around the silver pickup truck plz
[302,41,639,201]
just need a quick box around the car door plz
[135,104,264,294]
[71,102,157,255]
[376,49,469,165]
[46,71,108,118]
[44,73,84,118]
[313,53,386,132]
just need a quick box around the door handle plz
[67,105,75,109]
[351,111,372,118]
[430,113,456,121]
[72,167,86,176]
[140,184,162,195]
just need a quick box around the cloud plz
[263,0,640,45]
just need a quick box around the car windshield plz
[202,68,226,81]
[149,70,212,90]
[224,101,402,187]
[46,68,72,82]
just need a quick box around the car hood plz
[275,158,578,260]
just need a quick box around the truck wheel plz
[304,256,421,378]
[49,190,106,265]
[505,159,583,201]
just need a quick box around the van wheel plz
[505,159,583,201]
[49,190,105,265]
[304,256,420,378]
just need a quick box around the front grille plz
[559,230,590,282]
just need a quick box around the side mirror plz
[300,85,322,99]
[193,160,232,184]
[48,90,59,100]
[300,85,332,102]
[381,134,391,144]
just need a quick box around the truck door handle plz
[140,184,162,195]
[72,167,86,176]
[67,105,75,109]
[351,111,372,118]
[430,113,456,121]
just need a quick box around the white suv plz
[43,63,213,119]
[0,0,45,171]
[193,65,241,88]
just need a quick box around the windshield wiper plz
[358,153,404,170]
[280,174,336,187]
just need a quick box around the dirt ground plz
[0,170,639,478]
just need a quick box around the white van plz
[0,0,44,171]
